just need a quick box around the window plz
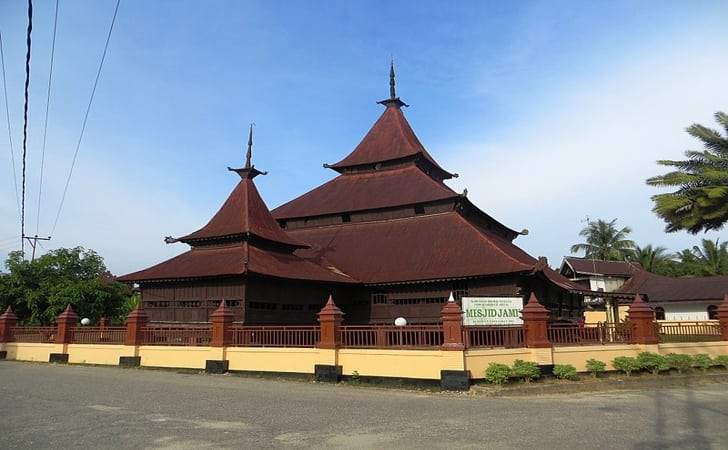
[342,213,351,223]
[654,306,665,321]
[707,305,718,320]
[248,301,277,310]
[282,304,304,311]
[414,204,425,215]
[452,280,468,301]
[372,291,388,305]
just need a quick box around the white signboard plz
[462,296,524,326]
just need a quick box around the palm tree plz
[691,238,728,276]
[647,111,728,234]
[628,244,674,273]
[570,219,635,261]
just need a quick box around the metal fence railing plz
[548,323,631,346]
[657,321,721,343]
[231,326,320,347]
[71,327,127,344]
[11,327,56,343]
[340,325,444,349]
[141,327,212,346]
[464,326,524,348]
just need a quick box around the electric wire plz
[21,0,33,256]
[0,32,22,238]
[51,0,121,236]
[35,0,60,236]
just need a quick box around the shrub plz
[552,364,578,381]
[664,353,693,374]
[637,352,667,375]
[612,356,640,376]
[713,355,728,369]
[692,354,713,372]
[485,363,511,385]
[585,359,606,378]
[511,359,541,383]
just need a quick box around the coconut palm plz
[628,244,674,273]
[691,238,728,276]
[570,219,635,261]
[647,111,728,234]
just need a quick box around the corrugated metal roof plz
[272,165,458,219]
[327,106,451,176]
[618,269,728,303]
[118,243,357,283]
[562,258,642,277]
[288,212,538,284]
[179,178,306,248]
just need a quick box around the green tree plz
[647,111,728,234]
[690,238,728,276]
[628,244,674,273]
[570,219,635,260]
[0,247,134,325]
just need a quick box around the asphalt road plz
[1,361,727,449]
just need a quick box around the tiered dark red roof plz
[618,269,728,303]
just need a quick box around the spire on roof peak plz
[377,59,409,109]
[228,124,267,180]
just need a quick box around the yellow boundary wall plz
[3,341,728,380]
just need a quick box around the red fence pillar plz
[210,300,234,347]
[317,295,343,349]
[627,294,659,344]
[0,306,18,342]
[124,303,148,347]
[54,305,78,345]
[717,294,728,341]
[521,293,552,348]
[440,295,464,350]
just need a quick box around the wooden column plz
[627,294,659,344]
[440,294,464,351]
[124,303,148,347]
[317,295,344,349]
[521,293,552,348]
[717,294,728,341]
[54,305,78,345]
[210,300,234,347]
[0,306,18,342]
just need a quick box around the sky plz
[1,0,727,276]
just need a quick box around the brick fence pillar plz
[627,294,659,344]
[315,295,344,382]
[54,304,78,345]
[317,295,344,350]
[440,293,464,351]
[210,300,234,347]
[521,293,552,348]
[717,294,728,341]
[0,306,18,343]
[124,303,148,347]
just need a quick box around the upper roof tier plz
[325,105,454,180]
[272,164,458,220]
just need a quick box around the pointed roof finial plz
[228,123,267,180]
[389,58,396,100]
[377,58,409,108]
[245,124,253,169]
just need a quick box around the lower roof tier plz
[286,211,541,284]
[118,243,356,284]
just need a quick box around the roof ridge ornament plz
[377,59,409,108]
[229,123,268,179]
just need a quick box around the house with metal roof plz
[121,67,595,324]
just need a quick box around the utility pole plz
[22,234,51,261]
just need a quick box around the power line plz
[35,0,60,236]
[21,0,34,256]
[51,0,121,236]
[0,31,22,235]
